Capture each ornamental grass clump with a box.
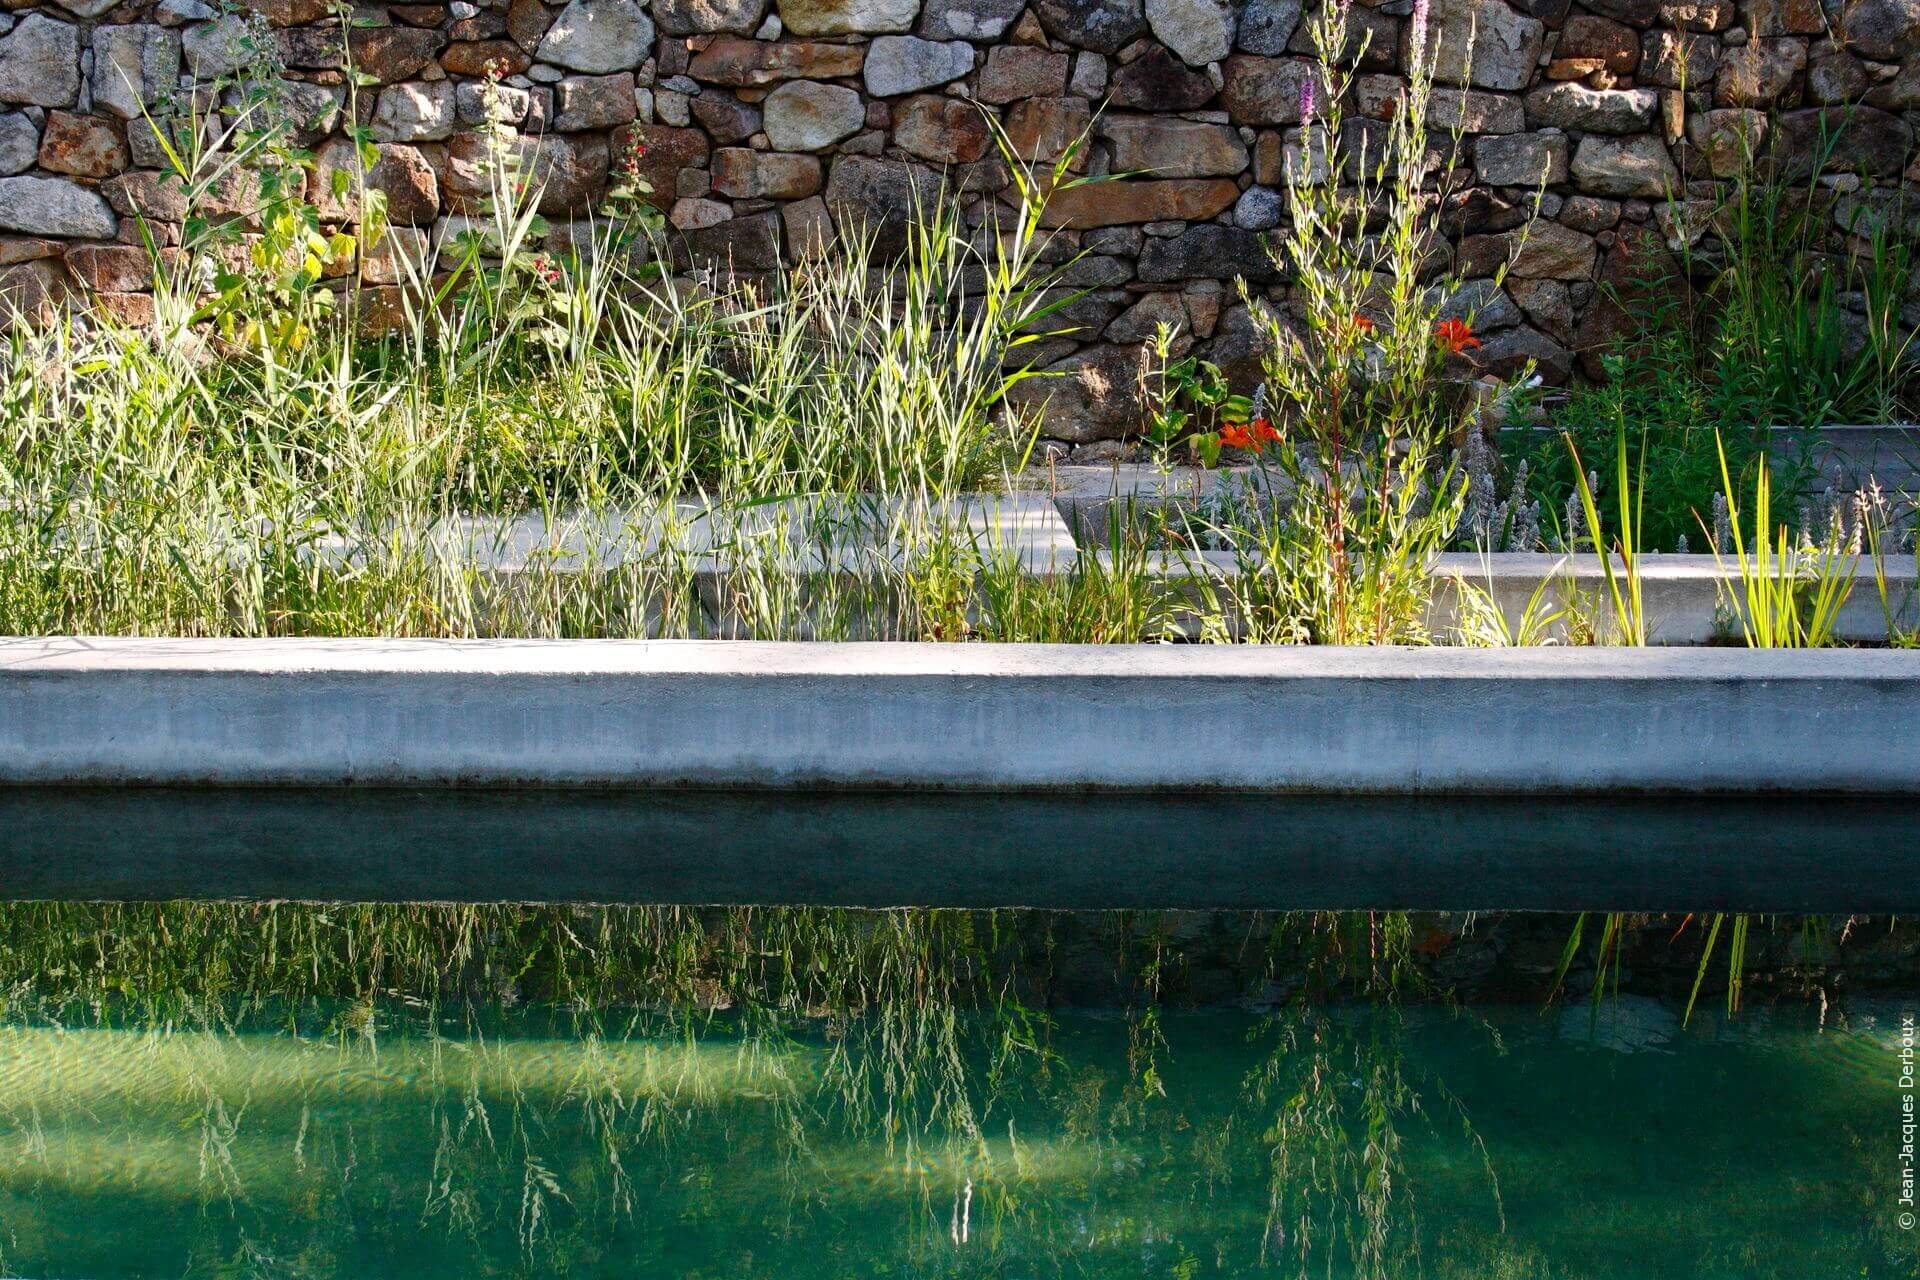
[1218,0,1516,645]
[0,75,1096,638]
[1707,430,1858,650]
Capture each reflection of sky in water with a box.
[0,1003,1911,1279]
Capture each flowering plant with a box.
[1215,0,1517,643]
[602,131,665,239]
[1434,318,1481,356]
[1217,415,1283,454]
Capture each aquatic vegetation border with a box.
[2,637,1917,794]
[273,481,1920,644]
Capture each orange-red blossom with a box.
[1220,417,1282,452]
[1434,318,1480,354]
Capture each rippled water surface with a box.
[0,999,1915,1278]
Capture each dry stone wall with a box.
[0,0,1915,449]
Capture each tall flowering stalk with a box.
[1229,0,1514,644]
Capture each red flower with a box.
[1434,318,1481,354]
[614,133,651,181]
[1351,314,1377,334]
[1221,416,1282,453]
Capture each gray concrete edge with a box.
[2,639,1917,793]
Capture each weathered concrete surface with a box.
[2,639,1917,793]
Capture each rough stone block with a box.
[653,0,771,36]
[371,81,457,142]
[37,111,128,178]
[92,25,181,121]
[1146,0,1234,66]
[1032,0,1149,55]
[1713,37,1807,107]
[919,0,1024,41]
[1137,223,1281,281]
[312,137,442,225]
[1111,43,1217,108]
[553,72,639,130]
[538,0,654,72]
[1003,95,1092,164]
[977,46,1070,102]
[0,175,116,238]
[1570,133,1680,197]
[778,0,920,36]
[688,37,865,84]
[823,154,941,256]
[1411,0,1548,91]
[1459,219,1596,279]
[1101,115,1249,177]
[891,94,992,162]
[1220,54,1316,124]
[762,79,865,150]
[711,146,822,197]
[862,36,974,96]
[1524,82,1658,132]
[0,14,80,108]
[1473,130,1568,185]
[63,241,149,292]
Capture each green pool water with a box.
[0,997,1914,1279]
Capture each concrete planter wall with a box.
[3,637,1918,792]
[132,468,1920,641]
[1,0,1916,450]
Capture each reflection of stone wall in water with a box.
[0,0,1914,447]
[1008,911,1920,1007]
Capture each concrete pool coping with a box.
[2,638,1917,794]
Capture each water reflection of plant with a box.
[1245,912,1505,1280]
[5,906,1900,1277]
[0,902,1081,1271]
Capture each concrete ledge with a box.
[3,639,1918,793]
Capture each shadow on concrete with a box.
[0,788,1914,912]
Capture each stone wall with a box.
[0,0,1916,450]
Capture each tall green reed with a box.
[1227,0,1483,644]
[1707,430,1857,648]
